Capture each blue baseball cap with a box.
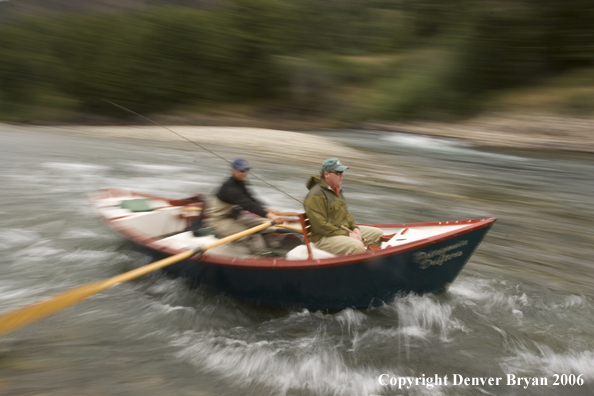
[321,158,348,172]
[231,158,251,171]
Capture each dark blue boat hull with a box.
[146,224,493,310]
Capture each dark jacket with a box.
[214,176,268,218]
[303,175,357,242]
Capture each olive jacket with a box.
[303,175,358,243]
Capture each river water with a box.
[0,126,593,396]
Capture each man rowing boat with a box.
[205,158,283,254]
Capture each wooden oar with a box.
[0,221,276,337]
[275,224,303,233]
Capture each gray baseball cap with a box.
[321,158,348,172]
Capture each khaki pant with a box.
[205,215,270,255]
[313,225,384,256]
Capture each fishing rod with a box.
[104,100,360,235]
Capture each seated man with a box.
[205,158,283,254]
[303,158,383,255]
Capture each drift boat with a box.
[88,188,496,309]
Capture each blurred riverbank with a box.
[5,111,593,154]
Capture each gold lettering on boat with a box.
[413,240,469,269]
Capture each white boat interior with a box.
[89,192,471,260]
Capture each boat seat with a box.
[158,231,219,251]
[285,243,336,260]
[280,213,335,260]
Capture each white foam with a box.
[59,228,101,239]
[60,249,117,263]
[122,162,190,173]
[382,133,469,150]
[9,241,65,264]
[334,308,367,334]
[386,295,463,342]
[381,133,526,161]
[150,302,195,314]
[0,286,35,303]
[503,346,594,380]
[41,162,110,172]
[0,229,40,249]
[173,329,382,396]
[558,294,587,309]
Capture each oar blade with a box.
[0,280,109,337]
[0,249,197,337]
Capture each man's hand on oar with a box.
[0,221,276,338]
[265,209,284,225]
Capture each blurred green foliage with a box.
[0,0,592,122]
